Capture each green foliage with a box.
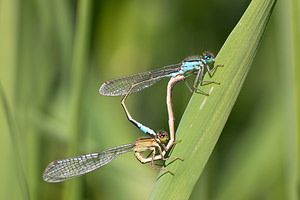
[0,0,298,200]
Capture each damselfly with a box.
[99,52,221,137]
[43,131,179,183]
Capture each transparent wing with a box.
[43,143,133,183]
[99,63,182,96]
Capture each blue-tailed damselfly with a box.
[99,52,221,137]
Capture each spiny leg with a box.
[155,144,183,165]
[183,79,193,93]
[206,64,224,75]
[193,68,210,96]
[144,143,182,164]
[149,148,174,175]
[200,64,220,84]
[193,64,222,95]
[201,64,223,84]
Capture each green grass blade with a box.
[289,0,300,198]
[62,1,92,200]
[149,0,277,199]
[0,86,30,200]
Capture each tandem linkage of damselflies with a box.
[43,52,222,182]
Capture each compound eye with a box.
[204,52,215,63]
[157,130,169,141]
[205,54,211,60]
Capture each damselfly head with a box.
[203,52,215,63]
[156,130,169,142]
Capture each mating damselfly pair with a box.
[43,52,222,183]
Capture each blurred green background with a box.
[0,0,298,200]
